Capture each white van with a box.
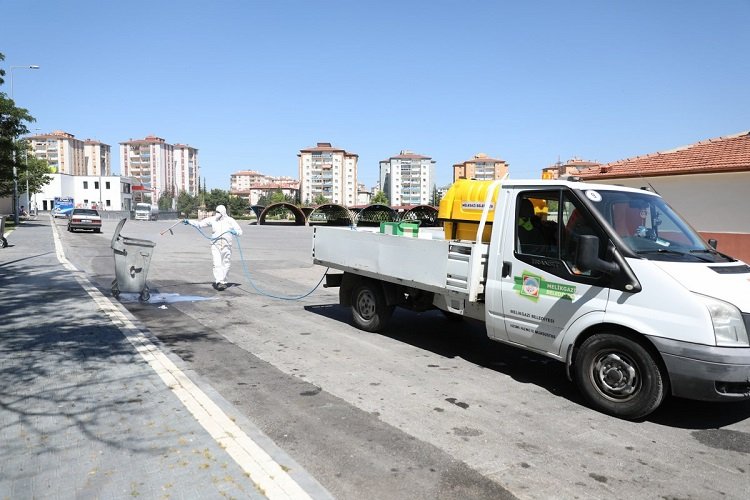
[313,178,750,419]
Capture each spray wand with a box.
[159,220,185,236]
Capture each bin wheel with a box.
[0,237,7,248]
[139,288,150,302]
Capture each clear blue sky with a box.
[3,0,749,190]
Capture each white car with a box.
[67,208,102,233]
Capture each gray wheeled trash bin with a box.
[111,218,155,302]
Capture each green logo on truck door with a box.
[514,271,576,302]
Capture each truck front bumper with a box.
[649,336,750,401]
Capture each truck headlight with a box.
[695,294,749,347]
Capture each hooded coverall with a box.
[191,205,243,286]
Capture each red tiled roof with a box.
[578,131,750,180]
[464,156,505,164]
[299,142,358,157]
[383,153,432,161]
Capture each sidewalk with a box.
[0,218,331,499]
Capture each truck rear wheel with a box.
[351,280,394,333]
[574,333,666,420]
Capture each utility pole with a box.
[9,65,40,224]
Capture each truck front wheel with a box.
[351,280,394,333]
[574,333,666,420]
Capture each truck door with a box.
[492,188,611,355]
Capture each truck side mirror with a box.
[576,235,619,275]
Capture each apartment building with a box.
[119,136,173,203]
[379,150,436,206]
[298,142,358,206]
[119,136,198,202]
[541,157,600,179]
[83,139,112,176]
[231,170,269,191]
[230,170,299,205]
[173,144,200,196]
[452,153,509,182]
[26,130,88,175]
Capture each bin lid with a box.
[111,218,128,249]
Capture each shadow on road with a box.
[0,264,177,463]
[305,303,750,427]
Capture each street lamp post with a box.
[9,65,40,225]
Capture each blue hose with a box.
[186,223,328,300]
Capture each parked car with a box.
[67,208,102,233]
[52,206,74,218]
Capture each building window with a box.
[106,181,111,189]
[94,181,99,189]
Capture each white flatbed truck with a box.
[312,178,750,419]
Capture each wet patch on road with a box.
[445,397,469,409]
[116,292,217,304]
[589,473,608,483]
[691,429,750,454]
[300,387,322,396]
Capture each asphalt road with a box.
[58,216,750,500]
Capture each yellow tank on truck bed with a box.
[438,179,500,242]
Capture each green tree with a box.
[371,190,389,205]
[176,191,198,217]
[158,188,174,211]
[255,193,270,207]
[313,193,329,206]
[18,144,51,200]
[1,53,36,197]
[204,188,229,210]
[227,195,246,216]
[269,189,286,204]
[200,188,244,216]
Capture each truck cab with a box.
[313,178,750,419]
[134,203,158,221]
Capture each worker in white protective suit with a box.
[183,205,243,291]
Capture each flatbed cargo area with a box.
[312,226,488,299]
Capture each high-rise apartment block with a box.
[298,142,358,206]
[453,153,508,182]
[119,136,199,203]
[379,150,436,206]
[84,139,112,176]
[27,130,101,176]
[173,144,199,196]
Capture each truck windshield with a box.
[582,189,733,263]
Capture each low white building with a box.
[30,173,134,212]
